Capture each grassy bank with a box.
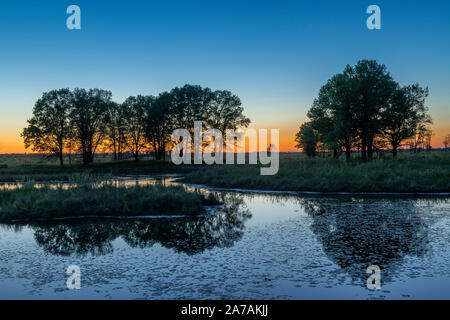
[0,183,219,222]
[0,156,193,182]
[1,152,449,193]
[182,152,450,193]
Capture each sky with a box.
[0,0,449,152]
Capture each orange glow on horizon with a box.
[1,125,449,154]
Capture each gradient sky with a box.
[0,0,449,152]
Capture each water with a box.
[0,176,449,299]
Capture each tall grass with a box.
[182,152,450,193]
[1,152,449,193]
[0,182,220,222]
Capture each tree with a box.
[325,72,359,160]
[295,122,320,157]
[408,123,430,153]
[21,89,73,165]
[349,60,398,160]
[305,83,335,155]
[444,134,450,151]
[170,84,214,136]
[206,90,250,142]
[423,128,433,151]
[306,71,359,161]
[104,102,127,161]
[70,88,112,165]
[122,95,154,161]
[302,60,433,161]
[382,84,430,157]
[145,92,176,160]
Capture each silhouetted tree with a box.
[382,84,431,157]
[348,60,398,160]
[309,73,358,160]
[170,84,214,136]
[145,92,176,160]
[302,60,433,159]
[443,134,450,151]
[122,95,154,161]
[206,90,251,144]
[424,128,434,151]
[408,123,431,153]
[104,102,126,161]
[21,89,73,165]
[295,122,320,157]
[24,85,250,163]
[70,88,111,165]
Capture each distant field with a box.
[0,151,449,193]
[0,154,192,182]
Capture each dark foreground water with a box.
[0,177,449,299]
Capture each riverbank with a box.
[0,152,449,193]
[0,183,219,222]
[181,152,450,193]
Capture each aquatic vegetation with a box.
[0,182,220,222]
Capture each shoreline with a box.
[176,178,450,197]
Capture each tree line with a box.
[22,85,250,165]
[295,60,434,159]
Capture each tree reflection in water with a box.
[31,193,251,256]
[300,197,432,286]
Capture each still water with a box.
[0,177,449,299]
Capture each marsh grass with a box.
[0,181,220,222]
[0,157,192,182]
[0,152,449,193]
[182,152,450,193]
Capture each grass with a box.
[1,151,449,193]
[182,151,450,193]
[0,155,193,182]
[0,181,220,222]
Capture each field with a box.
[0,151,449,193]
[183,151,450,193]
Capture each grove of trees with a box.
[295,60,433,159]
[22,85,250,165]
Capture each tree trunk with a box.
[155,146,162,160]
[345,145,351,161]
[367,139,373,159]
[59,153,64,166]
[361,135,367,161]
[392,144,398,157]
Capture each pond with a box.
[0,176,449,299]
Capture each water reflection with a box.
[29,193,251,256]
[300,197,432,285]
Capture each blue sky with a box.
[0,0,449,151]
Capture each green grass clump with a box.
[0,183,220,222]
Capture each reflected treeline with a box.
[299,196,436,286]
[26,193,251,256]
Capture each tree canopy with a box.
[296,60,433,159]
[22,85,251,164]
